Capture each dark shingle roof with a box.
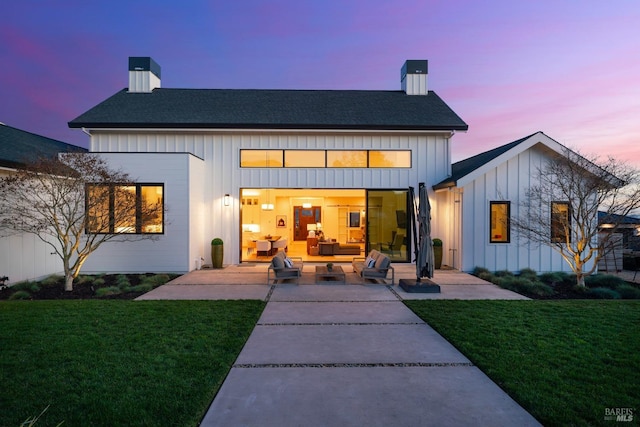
[0,123,87,168]
[599,211,640,225]
[68,88,468,131]
[434,132,538,190]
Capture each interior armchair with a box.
[379,233,404,257]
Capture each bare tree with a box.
[511,147,640,287]
[0,154,163,291]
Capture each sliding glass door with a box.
[366,190,410,262]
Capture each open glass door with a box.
[366,190,410,262]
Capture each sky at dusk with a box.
[2,0,639,164]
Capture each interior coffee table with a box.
[315,265,345,284]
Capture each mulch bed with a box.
[0,274,166,300]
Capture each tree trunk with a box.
[576,274,586,288]
[65,274,74,291]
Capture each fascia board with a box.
[455,132,564,187]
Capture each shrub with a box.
[563,274,579,286]
[116,275,131,290]
[478,271,494,281]
[140,274,171,289]
[492,275,554,297]
[93,278,106,287]
[523,282,555,297]
[472,267,494,281]
[495,270,514,277]
[539,272,570,286]
[519,268,538,280]
[589,287,620,299]
[40,275,61,286]
[95,286,122,297]
[616,284,640,299]
[9,290,32,300]
[492,277,508,288]
[12,281,40,293]
[585,274,627,289]
[75,275,92,285]
[130,283,153,293]
[473,266,490,276]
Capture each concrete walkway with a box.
[138,265,540,426]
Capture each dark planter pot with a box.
[433,246,443,269]
[211,245,224,268]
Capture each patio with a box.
[136,263,530,301]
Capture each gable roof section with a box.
[68,88,468,131]
[0,123,87,169]
[433,131,567,190]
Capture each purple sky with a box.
[2,0,639,163]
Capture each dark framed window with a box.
[86,183,164,234]
[551,201,571,243]
[490,201,510,243]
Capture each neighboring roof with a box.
[599,211,640,226]
[68,88,469,131]
[0,123,87,168]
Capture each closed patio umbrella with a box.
[400,183,439,292]
[416,182,434,280]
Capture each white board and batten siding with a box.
[0,170,63,283]
[0,232,62,284]
[81,152,205,274]
[457,143,593,274]
[90,129,453,267]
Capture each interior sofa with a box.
[267,251,303,284]
[318,241,361,256]
[352,249,395,285]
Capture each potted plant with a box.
[432,238,443,269]
[211,238,224,268]
[326,262,333,271]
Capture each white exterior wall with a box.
[457,145,593,274]
[0,169,62,284]
[433,188,462,269]
[89,129,453,266]
[0,232,62,284]
[81,152,205,273]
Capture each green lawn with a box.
[0,300,265,427]
[404,300,640,426]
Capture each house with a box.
[0,123,87,283]
[66,57,594,275]
[67,57,468,272]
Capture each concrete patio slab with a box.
[270,283,397,301]
[397,284,531,300]
[135,284,270,300]
[259,301,424,324]
[235,324,472,365]
[200,366,540,427]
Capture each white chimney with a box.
[401,60,428,95]
[128,57,161,93]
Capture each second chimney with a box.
[401,60,428,95]
[128,57,161,93]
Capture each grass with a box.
[0,300,265,427]
[404,300,640,426]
